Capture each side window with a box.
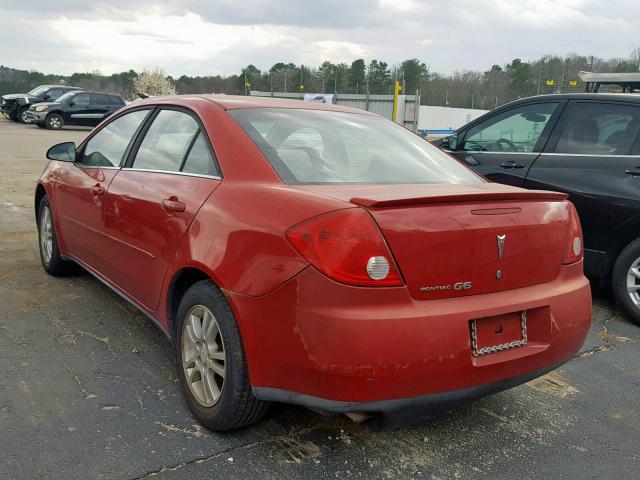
[554,102,640,155]
[80,110,149,167]
[46,89,63,100]
[181,132,217,176]
[72,93,91,106]
[92,93,110,105]
[110,95,125,106]
[462,103,558,153]
[132,110,199,172]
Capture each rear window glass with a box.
[229,108,482,185]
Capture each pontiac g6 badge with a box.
[496,234,506,279]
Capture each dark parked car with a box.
[25,90,126,129]
[0,85,82,123]
[436,93,640,324]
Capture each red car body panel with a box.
[37,95,592,415]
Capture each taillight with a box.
[286,208,403,287]
[563,203,583,265]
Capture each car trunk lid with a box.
[295,183,570,299]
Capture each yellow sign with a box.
[300,85,304,91]
[569,80,578,87]
[244,82,251,87]
[546,79,554,86]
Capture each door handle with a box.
[90,185,106,196]
[162,197,186,213]
[625,167,640,176]
[500,160,525,169]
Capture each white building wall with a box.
[418,106,489,133]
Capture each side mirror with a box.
[43,95,51,101]
[442,133,459,151]
[46,142,76,162]
[69,101,76,107]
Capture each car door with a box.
[103,107,222,310]
[445,101,564,187]
[524,100,640,276]
[54,108,151,273]
[66,92,97,125]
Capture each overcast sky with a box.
[0,0,638,76]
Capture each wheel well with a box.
[610,222,640,271]
[35,184,46,219]
[167,268,211,338]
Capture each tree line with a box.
[1,50,638,110]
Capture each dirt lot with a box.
[0,116,638,480]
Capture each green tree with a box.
[506,58,535,97]
[400,58,428,94]
[348,59,366,93]
[367,60,390,94]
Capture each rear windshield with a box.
[229,108,482,185]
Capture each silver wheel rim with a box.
[39,205,53,265]
[49,116,61,129]
[626,257,640,306]
[21,110,29,122]
[181,305,226,407]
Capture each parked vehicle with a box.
[36,96,591,431]
[0,85,82,123]
[435,93,640,325]
[25,91,125,129]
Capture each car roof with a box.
[39,85,82,89]
[500,93,640,108]
[133,94,379,116]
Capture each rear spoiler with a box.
[350,190,568,208]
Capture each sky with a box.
[0,0,638,77]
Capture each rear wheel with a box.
[37,196,76,276]
[612,238,640,325]
[175,280,269,430]
[45,113,64,130]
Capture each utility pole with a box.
[284,70,287,93]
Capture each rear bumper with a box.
[230,261,591,406]
[254,361,565,429]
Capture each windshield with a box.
[27,86,49,97]
[230,108,482,185]
[56,91,77,104]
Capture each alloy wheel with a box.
[626,257,640,307]
[20,109,29,123]
[48,115,62,129]
[39,205,53,265]
[181,305,226,407]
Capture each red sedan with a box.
[35,96,591,430]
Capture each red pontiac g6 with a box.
[35,96,591,430]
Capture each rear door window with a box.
[92,93,110,105]
[131,109,218,176]
[553,102,640,155]
[80,109,150,167]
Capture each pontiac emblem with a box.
[496,234,506,279]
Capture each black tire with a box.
[45,113,64,130]
[37,196,76,276]
[175,280,269,430]
[17,106,30,124]
[612,238,640,326]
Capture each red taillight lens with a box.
[563,203,583,265]
[286,208,403,287]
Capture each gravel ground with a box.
[0,116,638,480]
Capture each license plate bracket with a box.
[470,311,528,356]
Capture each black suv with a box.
[25,90,126,129]
[436,93,640,324]
[0,85,82,123]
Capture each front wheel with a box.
[175,280,269,431]
[612,238,640,326]
[37,195,76,276]
[17,106,30,124]
[45,113,64,130]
